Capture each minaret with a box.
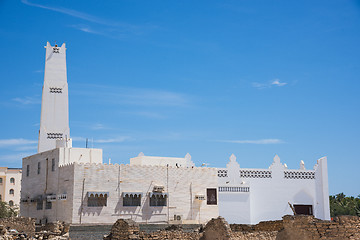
[38,42,71,153]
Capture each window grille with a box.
[149,193,167,206]
[239,170,272,178]
[45,201,52,209]
[47,133,63,139]
[87,192,108,207]
[217,169,228,177]
[53,47,60,53]
[284,171,315,179]
[219,187,250,192]
[122,193,142,206]
[49,87,62,93]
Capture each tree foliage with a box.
[0,201,18,218]
[329,193,360,217]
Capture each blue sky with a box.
[0,0,359,196]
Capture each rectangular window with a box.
[51,158,55,172]
[207,188,217,205]
[87,193,108,207]
[45,201,52,209]
[149,193,167,207]
[37,162,41,174]
[294,205,313,215]
[123,193,142,206]
[37,200,43,210]
[26,165,30,177]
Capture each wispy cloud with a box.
[95,137,130,143]
[217,139,284,144]
[91,123,106,130]
[0,152,34,164]
[21,0,157,38]
[12,96,40,105]
[0,138,37,148]
[252,79,287,89]
[72,136,132,144]
[73,84,190,107]
[21,0,118,26]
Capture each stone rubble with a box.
[103,215,360,240]
[0,218,69,240]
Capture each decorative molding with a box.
[239,170,272,178]
[284,171,315,179]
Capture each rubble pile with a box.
[0,218,69,240]
[104,215,360,240]
[276,215,360,240]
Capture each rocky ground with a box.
[1,215,359,240]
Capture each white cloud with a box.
[21,0,157,37]
[12,96,40,105]
[21,0,118,26]
[271,79,287,86]
[72,84,190,107]
[0,152,33,164]
[72,136,131,144]
[0,138,37,148]
[252,79,287,89]
[218,139,284,144]
[95,137,130,143]
[91,123,106,130]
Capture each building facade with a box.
[20,42,330,224]
[0,167,22,207]
[217,154,330,224]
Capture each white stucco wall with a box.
[218,154,330,224]
[130,152,195,168]
[38,42,70,153]
[72,163,218,224]
[20,149,75,223]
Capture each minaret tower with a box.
[38,42,71,153]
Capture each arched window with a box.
[10,178,15,184]
[9,200,14,206]
[9,189,14,195]
[0,178,2,184]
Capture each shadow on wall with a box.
[78,195,104,217]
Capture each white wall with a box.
[72,163,218,224]
[130,152,194,168]
[38,42,70,153]
[218,154,330,224]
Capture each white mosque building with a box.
[20,42,330,224]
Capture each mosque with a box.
[20,42,330,224]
